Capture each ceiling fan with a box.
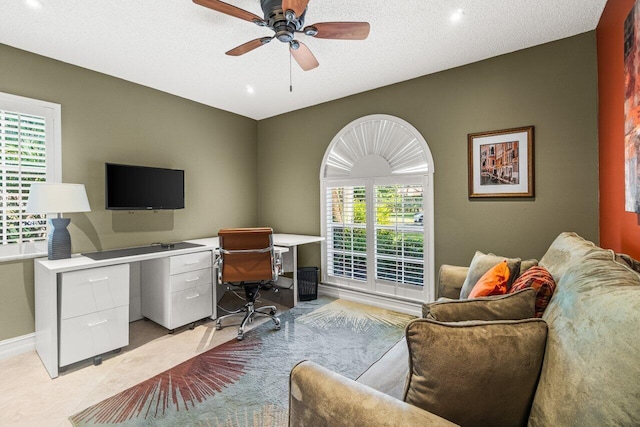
[193,0,370,71]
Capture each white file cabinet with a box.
[140,251,213,331]
[58,264,130,367]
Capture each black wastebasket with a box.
[297,267,319,301]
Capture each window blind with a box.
[325,185,367,281]
[374,184,424,286]
[0,109,47,245]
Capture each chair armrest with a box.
[274,251,283,279]
[437,265,468,299]
[289,361,458,427]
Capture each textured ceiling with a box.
[2,0,606,120]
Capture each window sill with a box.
[0,242,48,263]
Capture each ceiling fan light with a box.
[304,26,318,36]
[285,9,296,21]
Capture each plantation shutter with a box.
[0,109,48,245]
[325,183,367,282]
[374,183,424,286]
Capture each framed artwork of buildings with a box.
[468,126,534,198]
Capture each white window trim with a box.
[320,114,436,303]
[0,92,61,261]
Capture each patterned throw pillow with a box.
[509,266,557,317]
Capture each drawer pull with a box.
[88,277,109,283]
[88,319,108,327]
[185,277,200,283]
[186,293,200,300]
[184,261,199,266]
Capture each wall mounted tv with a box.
[105,163,185,210]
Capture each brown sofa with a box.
[288,232,640,426]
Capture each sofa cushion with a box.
[530,232,640,426]
[520,258,539,274]
[468,260,511,298]
[538,231,601,283]
[438,264,469,299]
[509,266,556,317]
[616,252,640,273]
[423,288,535,321]
[404,318,547,427]
[460,251,521,299]
[356,337,409,400]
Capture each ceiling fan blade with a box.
[282,0,310,19]
[226,37,273,56]
[290,42,319,71]
[193,0,263,23]
[304,22,370,40]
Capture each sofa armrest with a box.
[289,360,458,427]
[437,264,468,299]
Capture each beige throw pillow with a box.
[459,251,521,299]
[422,288,536,321]
[404,318,548,427]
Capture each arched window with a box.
[320,115,435,306]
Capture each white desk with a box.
[199,234,324,307]
[34,234,320,378]
[271,234,324,305]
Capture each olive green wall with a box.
[0,31,599,342]
[0,43,258,341]
[256,32,599,275]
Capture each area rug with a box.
[70,297,414,427]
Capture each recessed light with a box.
[450,9,464,23]
[246,85,255,94]
[25,0,43,9]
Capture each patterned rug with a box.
[70,297,414,426]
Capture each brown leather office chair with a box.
[215,227,281,340]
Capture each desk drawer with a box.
[60,264,129,320]
[170,268,212,293]
[170,283,212,329]
[170,252,212,275]
[59,305,129,366]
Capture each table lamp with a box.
[25,183,91,260]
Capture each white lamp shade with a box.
[25,183,91,214]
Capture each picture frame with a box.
[468,126,534,198]
[625,2,640,212]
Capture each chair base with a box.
[216,301,281,340]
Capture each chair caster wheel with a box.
[275,324,281,330]
[237,333,244,341]
[269,309,276,316]
[274,318,281,330]
[215,322,222,330]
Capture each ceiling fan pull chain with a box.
[290,50,293,92]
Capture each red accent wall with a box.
[598,0,640,256]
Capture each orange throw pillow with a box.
[468,260,511,298]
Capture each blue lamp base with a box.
[49,218,71,260]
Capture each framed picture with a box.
[467,126,534,198]
[625,1,640,212]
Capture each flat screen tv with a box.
[105,163,185,210]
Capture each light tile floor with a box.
[0,292,289,427]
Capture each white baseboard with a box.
[0,333,35,360]
[318,284,423,316]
